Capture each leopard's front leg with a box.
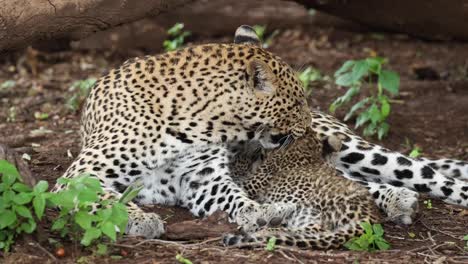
[54,150,166,239]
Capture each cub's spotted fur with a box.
[224,129,380,249]
[54,26,311,238]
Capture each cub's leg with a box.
[311,110,468,208]
[53,149,165,238]
[172,145,296,233]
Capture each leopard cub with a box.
[225,129,381,249]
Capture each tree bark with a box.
[0,0,194,52]
[294,0,468,41]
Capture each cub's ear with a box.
[321,135,342,159]
[234,25,261,46]
[247,59,276,95]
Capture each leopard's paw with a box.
[126,212,165,238]
[384,188,419,225]
[235,202,296,233]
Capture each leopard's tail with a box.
[419,157,468,181]
[224,222,367,250]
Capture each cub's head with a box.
[234,25,311,149]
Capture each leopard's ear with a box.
[322,135,343,159]
[234,25,260,46]
[247,59,276,96]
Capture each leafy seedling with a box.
[344,222,390,252]
[176,254,193,264]
[266,236,277,252]
[67,78,97,112]
[49,174,140,247]
[423,199,432,209]
[331,57,400,140]
[463,235,468,249]
[0,159,49,252]
[163,23,191,52]
[253,25,279,49]
[299,67,322,95]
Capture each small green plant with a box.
[176,254,193,264]
[403,138,422,158]
[423,199,433,209]
[0,160,49,252]
[330,57,400,140]
[252,25,279,49]
[67,78,97,112]
[7,106,17,122]
[344,222,390,252]
[409,146,422,158]
[163,23,191,52]
[265,236,277,252]
[34,112,49,121]
[463,235,468,249]
[299,66,322,95]
[49,174,138,247]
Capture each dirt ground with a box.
[1,22,468,263]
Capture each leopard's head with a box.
[233,25,311,149]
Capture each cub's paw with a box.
[235,202,296,233]
[126,212,165,238]
[384,188,419,225]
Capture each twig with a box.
[30,242,57,263]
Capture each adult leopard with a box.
[53,25,311,238]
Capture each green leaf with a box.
[380,98,391,118]
[365,57,385,73]
[350,60,370,83]
[12,183,31,192]
[12,192,33,205]
[368,104,381,123]
[0,210,17,228]
[77,188,99,203]
[360,222,373,235]
[3,190,15,204]
[0,160,20,186]
[344,98,370,121]
[101,221,117,241]
[20,219,37,234]
[266,236,277,251]
[335,73,355,86]
[377,123,390,140]
[372,224,384,237]
[379,70,400,95]
[33,181,48,194]
[355,111,370,128]
[75,211,94,230]
[51,218,67,231]
[334,60,355,77]
[375,239,390,250]
[83,177,102,192]
[33,195,46,219]
[176,254,193,264]
[97,207,112,222]
[119,182,143,204]
[81,227,102,246]
[14,205,32,219]
[49,190,75,210]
